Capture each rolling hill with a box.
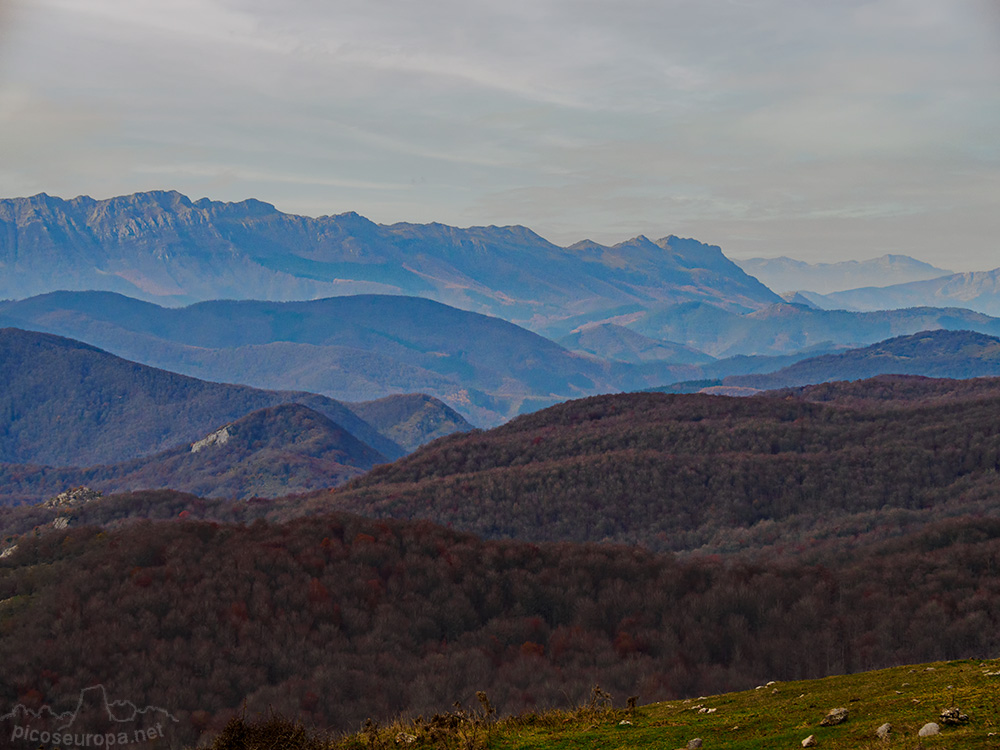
[724,329,1000,390]
[629,300,1000,357]
[0,403,386,503]
[9,291,1000,426]
[296,378,1000,554]
[0,327,469,470]
[0,291,679,425]
[558,323,715,364]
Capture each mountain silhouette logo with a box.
[3,684,178,747]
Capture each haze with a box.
[1,0,997,269]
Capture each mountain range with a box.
[0,190,780,334]
[624,300,1000,358]
[0,291,642,425]
[9,291,1000,429]
[806,268,1000,317]
[724,329,1000,390]
[735,254,952,294]
[8,188,1000,749]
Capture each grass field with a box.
[209,658,1000,750]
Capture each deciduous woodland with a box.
[2,507,999,747]
[3,377,1000,747]
[306,377,1000,553]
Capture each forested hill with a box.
[1,501,999,747]
[725,329,1000,390]
[310,377,1000,554]
[0,291,645,426]
[0,327,468,470]
[0,403,387,503]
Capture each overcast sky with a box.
[0,0,997,268]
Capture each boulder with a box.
[876,722,891,739]
[801,735,817,747]
[686,740,703,750]
[819,707,849,726]
[918,722,940,737]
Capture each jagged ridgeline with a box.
[0,190,780,330]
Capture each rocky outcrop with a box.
[940,707,969,725]
[819,707,848,726]
[191,426,231,453]
[42,486,103,508]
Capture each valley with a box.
[2,192,1000,750]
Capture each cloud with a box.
[0,0,997,270]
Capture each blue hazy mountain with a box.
[735,254,952,295]
[7,292,1000,424]
[809,268,1000,317]
[0,327,472,467]
[0,190,781,332]
[629,300,1000,358]
[0,292,684,425]
[724,329,1000,390]
[558,323,716,365]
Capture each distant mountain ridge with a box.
[0,291,679,425]
[735,254,951,294]
[9,292,1000,427]
[558,323,715,365]
[724,329,1000,390]
[811,268,1000,317]
[630,300,1000,358]
[0,190,781,333]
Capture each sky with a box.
[0,0,998,269]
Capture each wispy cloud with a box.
[1,0,997,269]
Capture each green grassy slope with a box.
[493,659,1000,750]
[222,658,1000,750]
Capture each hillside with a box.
[0,191,780,331]
[725,329,1000,390]
[630,300,1000,357]
[0,327,422,467]
[0,291,677,425]
[308,379,1000,553]
[1,504,999,748]
[310,658,999,750]
[345,394,473,452]
[559,323,714,364]
[0,404,386,503]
